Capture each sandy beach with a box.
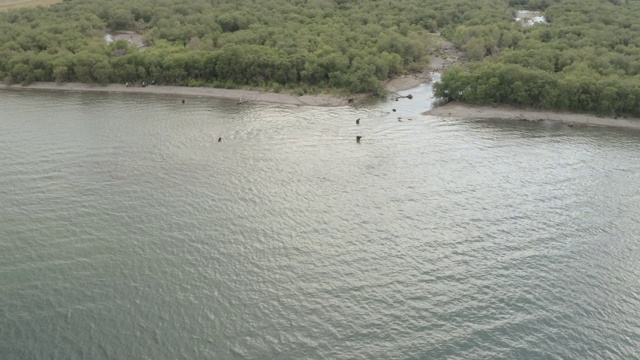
[0,82,360,107]
[425,102,640,130]
[0,69,432,107]
[6,81,640,131]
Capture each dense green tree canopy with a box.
[3,0,639,115]
[0,0,454,94]
[435,0,640,116]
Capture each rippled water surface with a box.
[1,85,639,359]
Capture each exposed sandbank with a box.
[0,82,356,107]
[384,72,431,93]
[424,102,640,130]
[0,70,433,107]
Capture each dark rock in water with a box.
[356,118,360,125]
[356,136,362,143]
[407,94,413,99]
[392,108,396,112]
[181,99,185,104]
[218,137,222,142]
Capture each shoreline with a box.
[6,82,640,131]
[0,58,437,108]
[424,102,640,131]
[0,76,427,107]
[0,82,355,107]
[0,34,446,106]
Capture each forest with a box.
[435,0,640,116]
[0,0,446,95]
[2,0,640,115]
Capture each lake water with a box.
[1,83,639,359]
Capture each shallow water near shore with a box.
[1,84,639,359]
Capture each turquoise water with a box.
[1,85,639,359]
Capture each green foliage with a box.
[436,0,640,116]
[5,0,636,113]
[0,0,442,94]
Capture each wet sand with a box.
[425,102,640,130]
[0,82,356,107]
[0,70,432,107]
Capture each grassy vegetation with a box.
[0,0,61,12]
